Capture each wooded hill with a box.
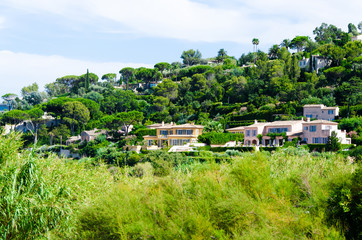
[1,22,361,148]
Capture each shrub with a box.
[198,132,244,145]
[327,168,361,239]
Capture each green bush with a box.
[209,146,254,152]
[198,132,244,145]
[306,144,326,152]
[327,167,361,239]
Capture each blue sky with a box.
[0,0,361,97]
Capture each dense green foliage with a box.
[75,148,359,239]
[0,130,361,239]
[198,132,244,145]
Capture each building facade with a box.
[298,55,330,73]
[303,104,339,121]
[243,120,304,146]
[144,122,204,148]
[241,119,350,146]
[302,120,351,144]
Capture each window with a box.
[328,110,334,114]
[306,114,313,118]
[170,139,190,146]
[245,130,250,137]
[252,130,257,136]
[160,130,168,135]
[323,137,328,144]
[310,126,316,132]
[268,128,288,133]
[313,137,321,143]
[148,140,154,146]
[175,129,193,135]
[170,139,179,145]
[304,126,308,130]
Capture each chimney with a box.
[191,122,194,125]
[162,121,164,126]
[307,118,310,122]
[254,119,258,124]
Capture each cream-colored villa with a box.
[144,122,204,148]
[233,118,350,146]
[303,104,339,121]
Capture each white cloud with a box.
[0,50,152,97]
[2,0,362,45]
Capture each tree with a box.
[268,44,280,59]
[56,75,80,93]
[252,38,259,52]
[1,93,17,111]
[85,69,90,93]
[25,108,45,144]
[318,44,345,66]
[24,92,43,106]
[153,79,178,101]
[216,49,227,63]
[44,82,67,97]
[334,77,362,117]
[119,67,135,90]
[63,101,90,136]
[21,83,39,97]
[280,39,291,50]
[347,23,358,36]
[101,73,117,85]
[154,62,171,74]
[358,21,362,33]
[3,110,28,130]
[180,49,202,66]
[116,111,144,136]
[43,97,71,124]
[203,121,223,133]
[325,131,341,151]
[313,23,343,43]
[290,36,309,52]
[135,68,155,88]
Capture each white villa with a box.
[298,55,330,73]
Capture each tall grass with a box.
[0,132,113,239]
[0,131,358,239]
[75,148,356,239]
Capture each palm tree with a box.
[280,39,291,50]
[252,38,259,52]
[217,48,227,63]
[252,38,259,63]
[268,44,280,59]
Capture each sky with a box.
[0,0,361,97]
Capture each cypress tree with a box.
[85,69,90,93]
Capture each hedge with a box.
[198,132,244,145]
[259,147,277,152]
[209,147,255,153]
